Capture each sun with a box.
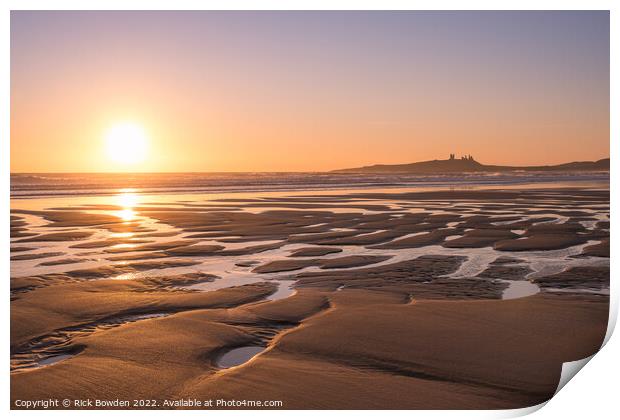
[104,122,149,165]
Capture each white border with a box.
[2,2,616,419]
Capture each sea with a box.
[10,171,610,198]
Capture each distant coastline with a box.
[333,156,610,174]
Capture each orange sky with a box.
[11,11,609,173]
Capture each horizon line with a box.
[9,156,610,175]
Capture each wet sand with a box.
[10,187,609,409]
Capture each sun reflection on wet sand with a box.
[113,189,141,222]
[109,243,139,249]
[109,232,134,238]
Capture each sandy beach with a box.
[9,186,609,409]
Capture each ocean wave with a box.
[10,171,610,198]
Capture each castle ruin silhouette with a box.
[449,154,474,161]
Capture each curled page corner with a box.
[500,355,599,419]
[554,355,595,396]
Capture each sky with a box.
[11,11,609,173]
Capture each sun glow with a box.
[105,123,149,165]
